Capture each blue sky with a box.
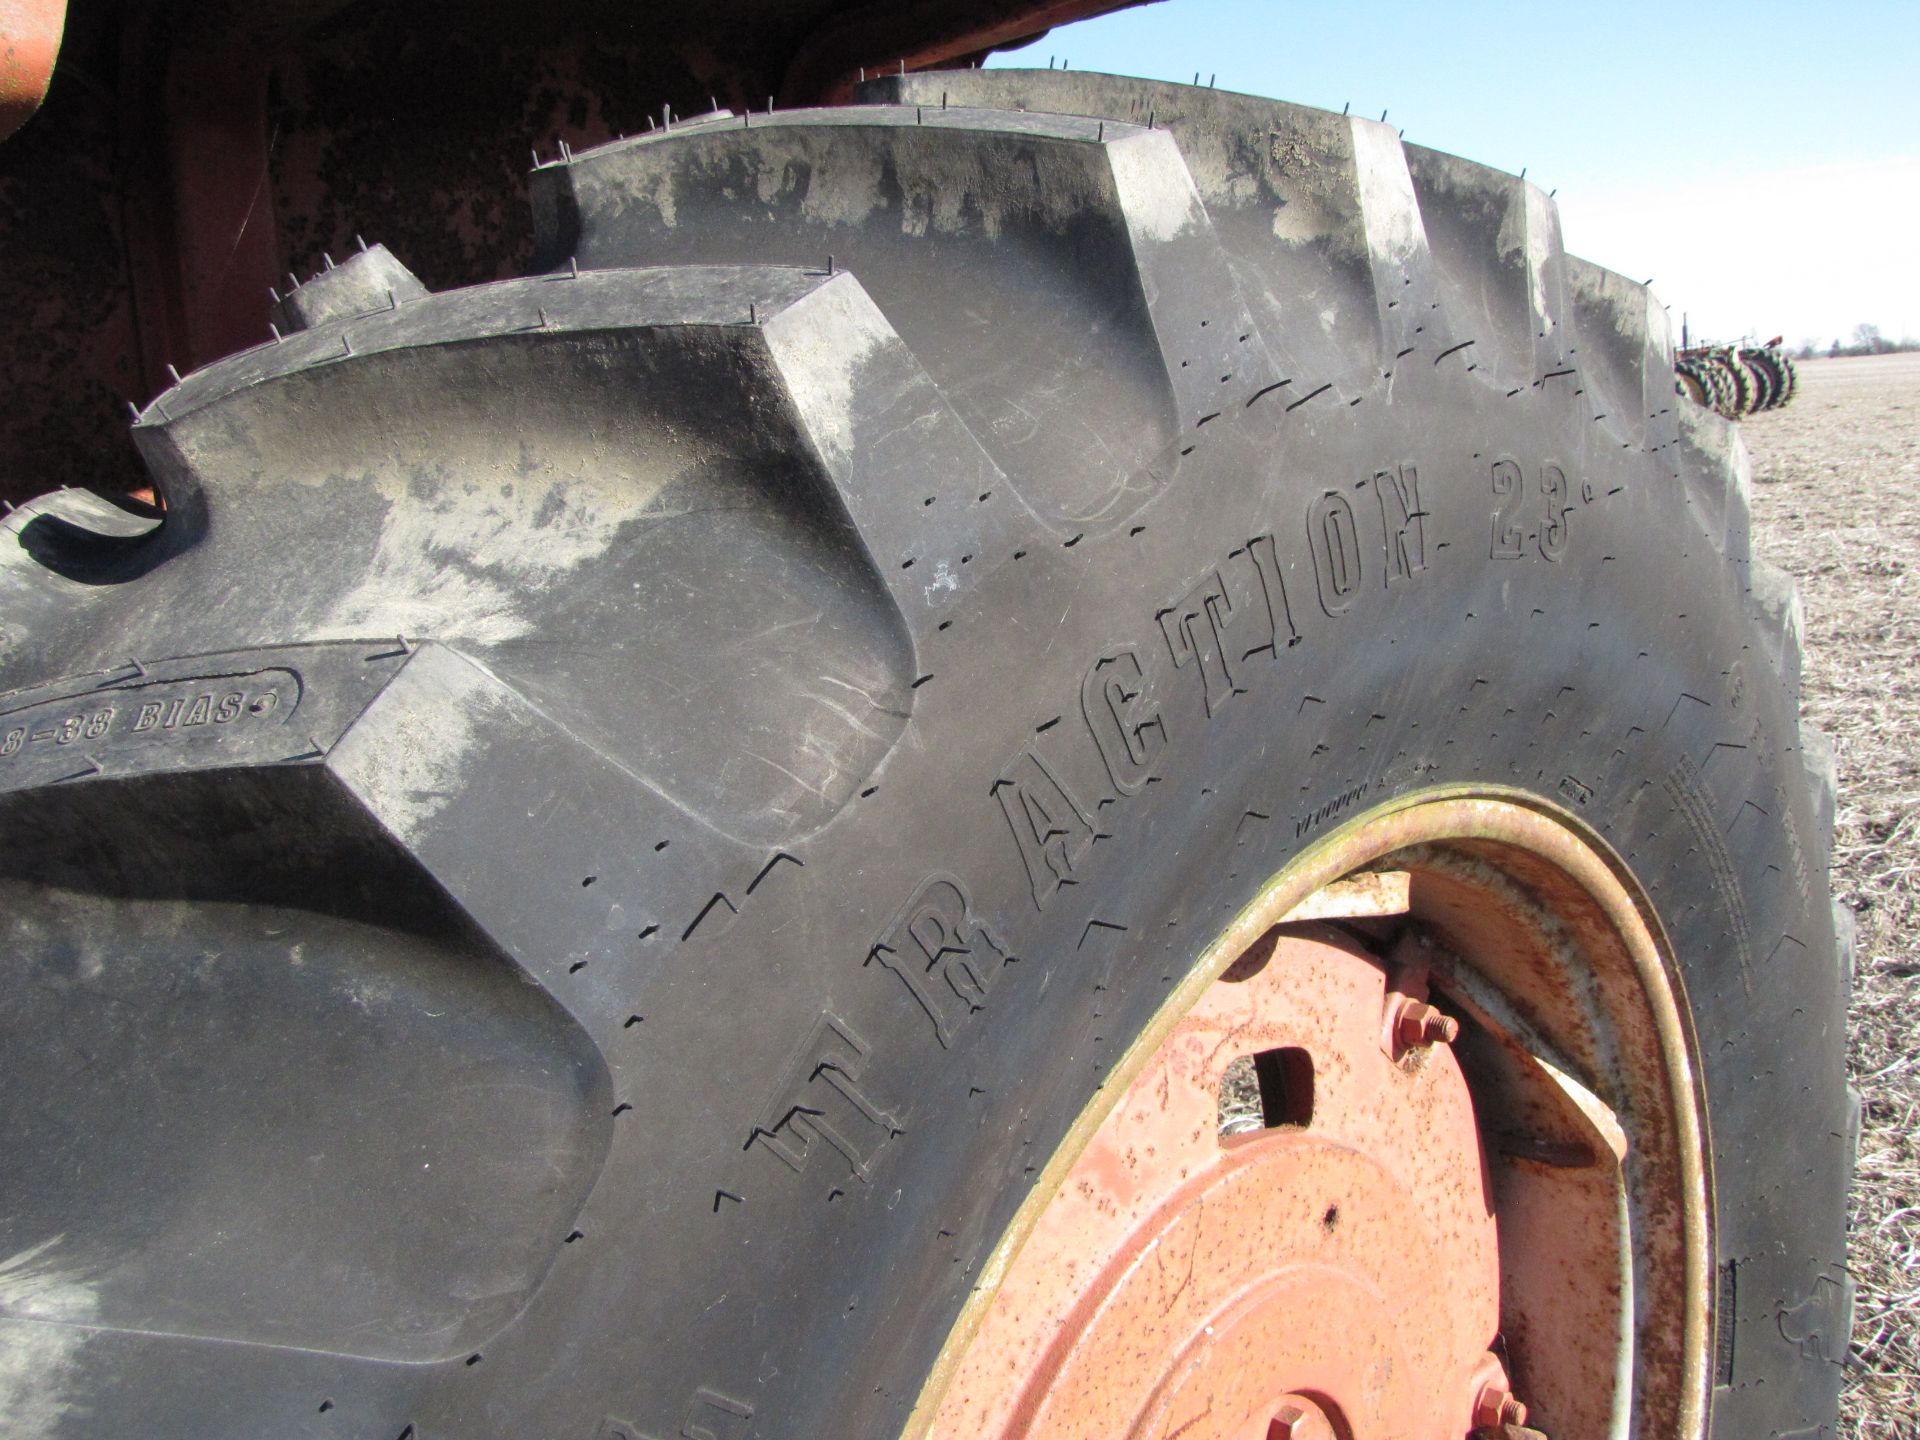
[990,0,1920,346]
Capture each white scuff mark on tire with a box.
[923,560,960,604]
[1523,183,1561,336]
[329,646,503,847]
[797,143,887,230]
[576,160,677,228]
[762,277,897,469]
[1497,181,1560,338]
[329,562,531,646]
[1350,118,1425,271]
[0,1237,98,1434]
[1107,131,1207,245]
[324,464,666,645]
[1269,197,1333,247]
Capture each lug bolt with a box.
[1393,998,1459,1049]
[1471,1380,1528,1429]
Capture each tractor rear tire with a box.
[0,71,1852,1440]
[1676,357,1714,409]
[1741,350,1777,412]
[1709,349,1755,417]
[1774,347,1801,405]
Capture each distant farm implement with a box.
[1676,335,1798,417]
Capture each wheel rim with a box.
[910,789,1712,1440]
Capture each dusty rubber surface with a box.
[0,71,1853,1439]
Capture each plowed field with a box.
[1743,352,1920,1436]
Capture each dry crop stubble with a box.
[1743,352,1920,1437]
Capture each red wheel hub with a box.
[931,926,1514,1439]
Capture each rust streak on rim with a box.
[899,785,1712,1440]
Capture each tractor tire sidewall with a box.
[595,342,1847,1440]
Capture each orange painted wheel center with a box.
[932,927,1512,1439]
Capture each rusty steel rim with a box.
[905,787,1712,1440]
[0,0,66,142]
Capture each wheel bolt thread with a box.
[1395,1000,1458,1048]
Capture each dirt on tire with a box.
[0,73,1858,1440]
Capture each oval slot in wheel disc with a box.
[933,927,1501,1440]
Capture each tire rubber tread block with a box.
[532,102,1277,531]
[20,264,1027,841]
[859,68,1446,394]
[1563,253,1670,451]
[1403,141,1568,392]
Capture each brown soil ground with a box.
[1743,352,1920,1437]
